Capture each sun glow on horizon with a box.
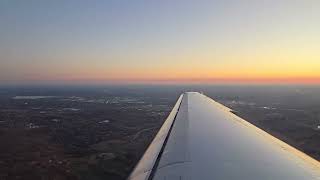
[1,1,320,85]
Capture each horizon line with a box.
[1,77,320,86]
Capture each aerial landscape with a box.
[0,85,319,179]
[1,0,320,180]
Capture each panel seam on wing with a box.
[147,94,185,180]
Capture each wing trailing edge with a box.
[128,92,320,180]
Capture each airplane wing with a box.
[128,92,320,180]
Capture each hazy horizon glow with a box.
[1,0,320,85]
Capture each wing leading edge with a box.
[128,92,320,180]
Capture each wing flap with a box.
[127,95,183,180]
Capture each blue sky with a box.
[1,0,320,84]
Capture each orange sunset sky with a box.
[1,1,320,85]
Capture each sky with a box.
[0,0,320,85]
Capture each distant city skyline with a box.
[1,0,320,85]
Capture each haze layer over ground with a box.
[0,84,319,180]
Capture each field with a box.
[0,85,319,180]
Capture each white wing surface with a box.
[128,92,320,180]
